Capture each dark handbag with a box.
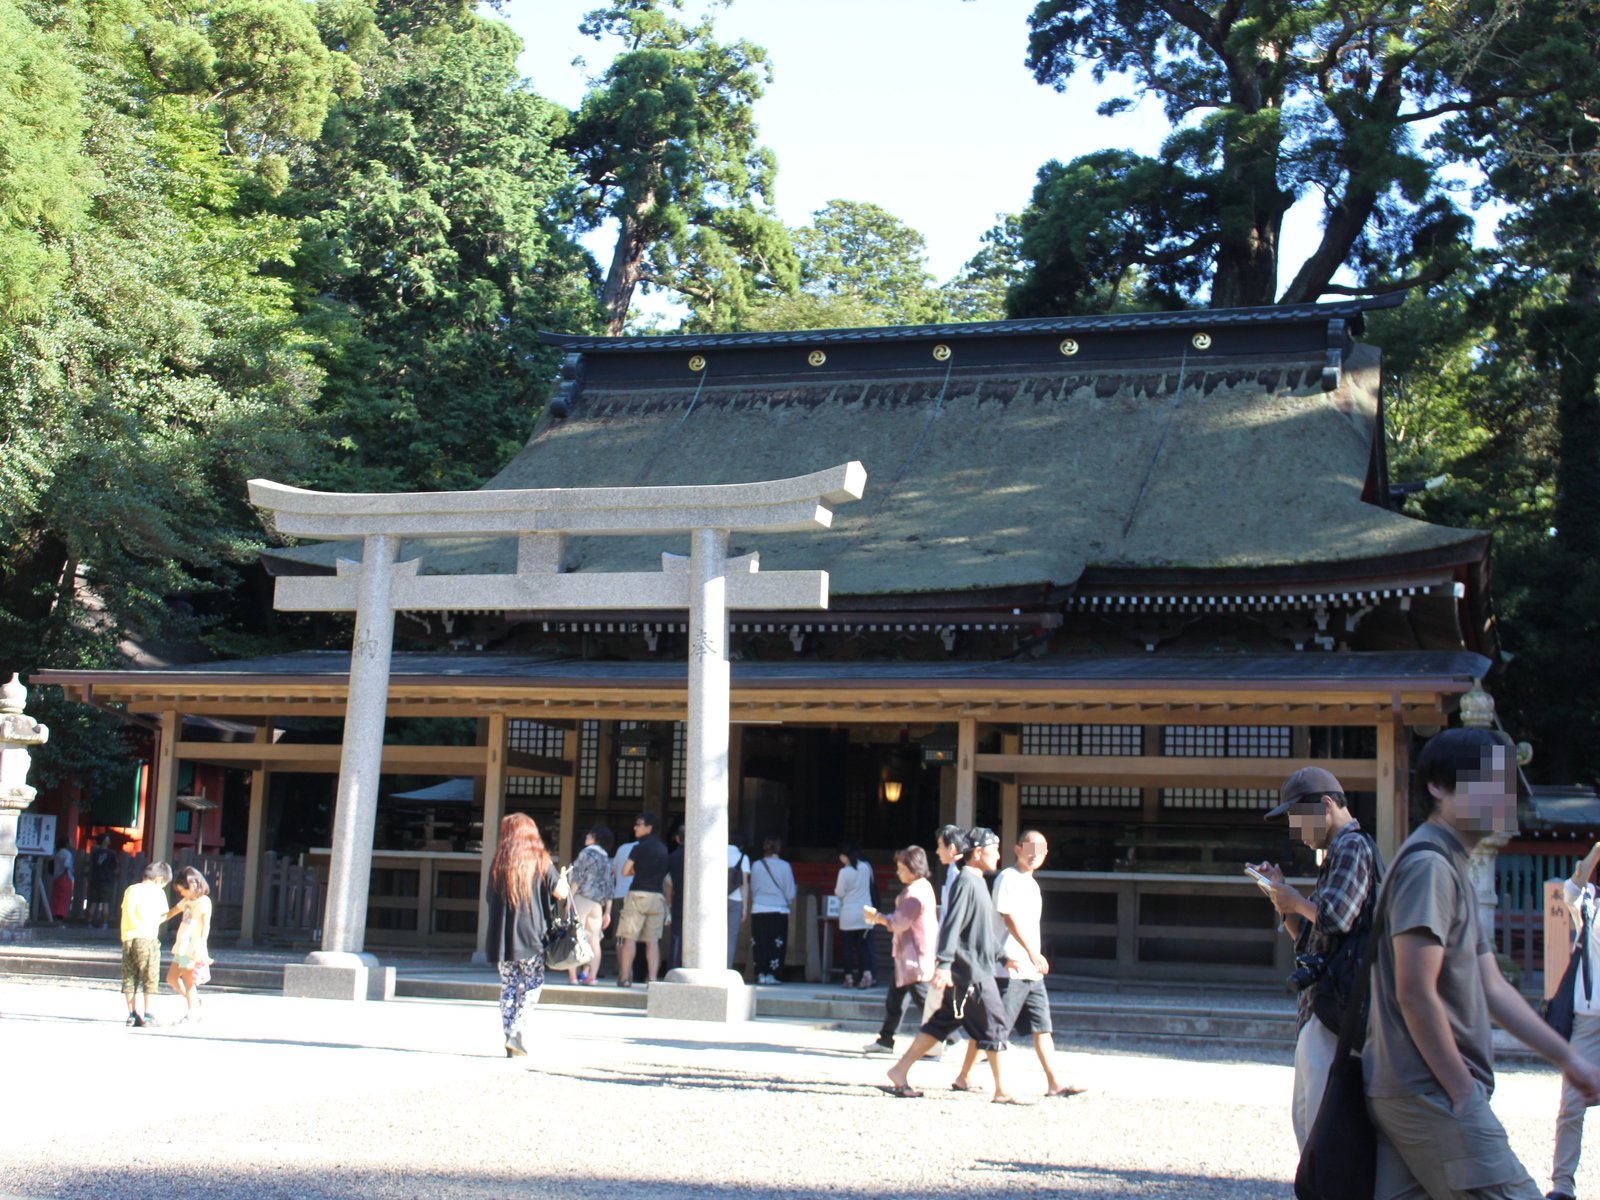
[1542,890,1592,1040]
[543,899,592,972]
[1295,841,1447,1200]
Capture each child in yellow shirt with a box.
[120,861,171,1027]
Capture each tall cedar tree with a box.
[566,0,795,334]
[1015,0,1505,312]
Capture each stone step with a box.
[0,952,284,992]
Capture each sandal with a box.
[875,1084,924,1099]
[950,1080,977,1092]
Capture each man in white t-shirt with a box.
[955,829,1084,1098]
[728,844,751,970]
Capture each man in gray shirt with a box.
[1365,728,1600,1199]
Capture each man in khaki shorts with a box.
[616,813,669,986]
[1365,729,1600,1199]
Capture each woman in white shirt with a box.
[835,842,876,988]
[749,837,796,984]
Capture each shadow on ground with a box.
[12,1164,1286,1199]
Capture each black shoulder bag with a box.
[1309,833,1380,1033]
[1542,888,1593,1041]
[1294,840,1447,1200]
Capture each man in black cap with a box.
[1250,766,1377,1150]
[882,827,1016,1102]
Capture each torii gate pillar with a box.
[250,464,865,1017]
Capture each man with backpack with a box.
[1252,766,1378,1151]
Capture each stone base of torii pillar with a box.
[648,968,755,1022]
[284,950,395,1002]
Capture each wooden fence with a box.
[1495,850,1580,978]
[61,849,323,943]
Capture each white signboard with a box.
[16,813,56,856]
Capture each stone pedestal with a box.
[647,967,755,1023]
[0,673,49,941]
[283,950,396,1001]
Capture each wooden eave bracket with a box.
[1323,318,1348,391]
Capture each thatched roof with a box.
[266,299,1486,600]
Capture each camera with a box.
[1287,951,1327,993]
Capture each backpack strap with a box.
[1333,839,1451,1058]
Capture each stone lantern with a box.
[0,673,50,940]
[1459,680,1509,941]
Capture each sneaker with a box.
[125,1012,142,1028]
[139,1013,159,1027]
[757,973,775,984]
[858,972,875,989]
[863,1040,895,1055]
[842,973,855,989]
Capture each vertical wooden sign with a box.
[1547,879,1574,1000]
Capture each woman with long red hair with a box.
[485,812,568,1056]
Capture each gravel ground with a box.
[1,976,1591,1200]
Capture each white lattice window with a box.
[1021,785,1141,809]
[669,722,686,800]
[1161,788,1277,811]
[506,721,565,798]
[1020,725,1142,755]
[615,721,645,800]
[578,720,599,800]
[1162,726,1291,757]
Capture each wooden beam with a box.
[170,741,567,777]
[955,717,978,828]
[974,753,1378,790]
[557,723,579,870]
[1376,716,1410,861]
[999,730,1020,854]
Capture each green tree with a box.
[0,0,91,319]
[941,216,1027,323]
[566,0,795,334]
[1432,0,1600,783]
[1018,0,1493,311]
[131,0,359,190]
[782,199,946,326]
[0,6,325,789]
[282,2,598,494]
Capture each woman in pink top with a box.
[861,845,938,1055]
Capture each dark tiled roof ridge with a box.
[539,293,1405,353]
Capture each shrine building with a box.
[36,293,1495,983]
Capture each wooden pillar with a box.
[999,730,1020,853]
[237,725,272,947]
[1376,715,1409,861]
[1140,725,1162,823]
[557,723,579,869]
[150,710,180,867]
[955,717,978,829]
[595,721,616,811]
[474,714,508,964]
[727,724,746,840]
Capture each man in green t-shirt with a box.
[1365,729,1600,1199]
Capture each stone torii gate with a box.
[248,463,865,1018]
